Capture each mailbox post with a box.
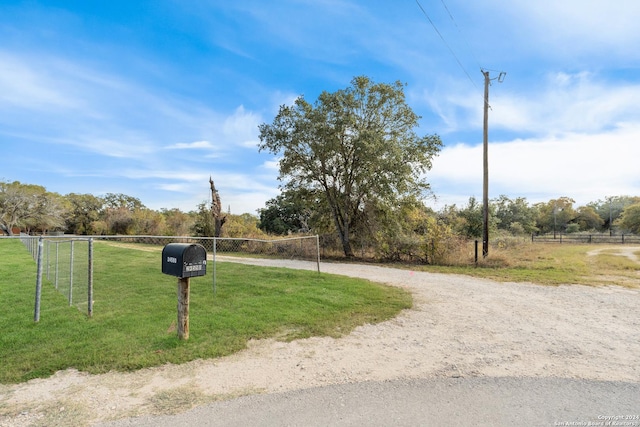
[161,243,207,340]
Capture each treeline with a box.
[3,180,640,261]
[258,191,640,262]
[0,181,264,237]
[260,193,640,238]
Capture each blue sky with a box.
[2,1,639,214]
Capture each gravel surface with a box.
[97,377,640,427]
[1,256,639,426]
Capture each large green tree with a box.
[161,208,194,236]
[493,195,538,234]
[456,196,485,238]
[0,181,66,235]
[258,188,321,235]
[574,205,604,231]
[535,197,576,236]
[587,196,640,233]
[65,193,104,235]
[616,203,640,234]
[258,76,442,257]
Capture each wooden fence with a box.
[532,233,640,244]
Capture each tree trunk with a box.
[332,209,354,258]
[340,233,354,258]
[214,217,226,238]
[209,177,226,237]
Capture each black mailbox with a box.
[162,243,207,278]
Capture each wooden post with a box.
[177,277,190,340]
[482,70,490,258]
[474,240,479,265]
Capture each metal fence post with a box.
[88,238,93,318]
[213,237,217,295]
[45,240,50,279]
[34,237,43,322]
[55,241,59,289]
[69,240,74,306]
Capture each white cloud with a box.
[165,140,214,150]
[157,183,188,192]
[509,1,640,54]
[429,122,640,207]
[422,70,640,138]
[222,105,262,148]
[463,0,640,63]
[0,51,83,111]
[120,169,209,182]
[261,159,280,172]
[493,73,640,135]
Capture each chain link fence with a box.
[14,234,94,321]
[4,234,320,321]
[90,235,320,262]
[43,238,93,313]
[92,235,321,294]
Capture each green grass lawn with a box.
[0,239,411,384]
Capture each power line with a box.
[414,0,479,92]
[413,0,506,258]
[438,0,482,71]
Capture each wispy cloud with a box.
[0,52,78,110]
[419,70,640,139]
[165,141,214,150]
[222,106,262,148]
[493,72,640,135]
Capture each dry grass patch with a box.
[421,242,640,288]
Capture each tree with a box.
[493,195,538,234]
[535,197,575,236]
[103,206,134,234]
[65,193,104,234]
[574,206,604,231]
[26,191,67,233]
[131,208,166,235]
[587,196,640,233]
[0,181,53,235]
[258,189,315,235]
[101,193,148,235]
[103,193,144,210]
[191,202,215,237]
[223,213,265,238]
[161,208,194,236]
[456,196,484,238]
[616,203,640,234]
[258,76,442,257]
[209,177,226,237]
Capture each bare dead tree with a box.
[209,176,226,237]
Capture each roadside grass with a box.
[0,239,411,384]
[422,243,640,287]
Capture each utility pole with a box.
[482,69,505,258]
